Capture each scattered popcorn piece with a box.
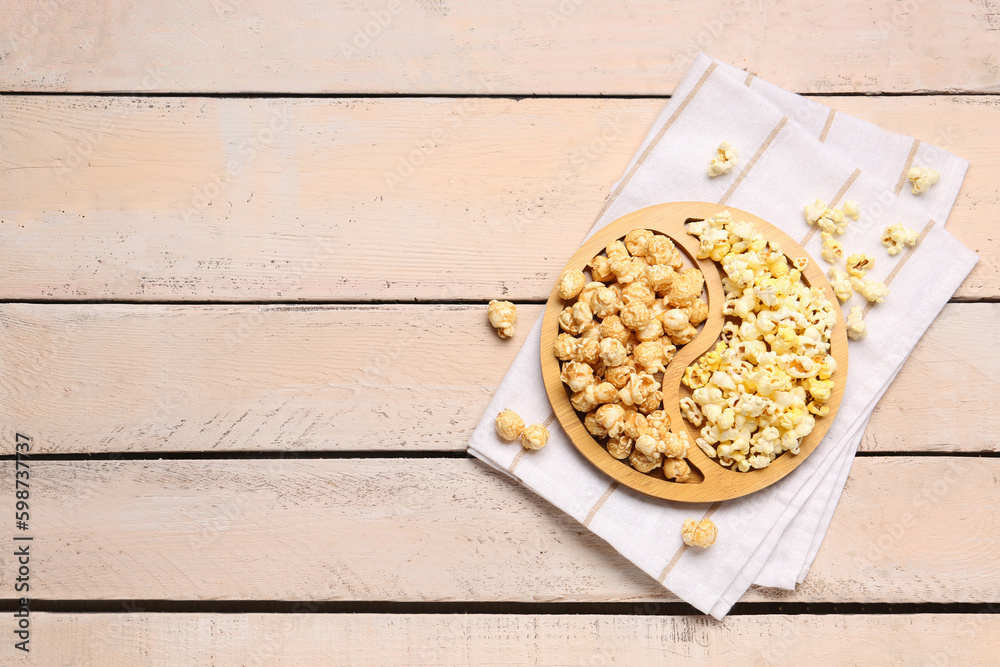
[495,409,525,441]
[708,142,739,177]
[907,166,940,195]
[828,268,854,302]
[682,518,717,548]
[845,306,868,340]
[881,223,919,256]
[805,200,849,235]
[557,269,586,300]
[793,256,809,272]
[820,232,843,264]
[804,199,827,226]
[520,423,550,450]
[843,200,860,220]
[817,207,848,235]
[845,253,874,279]
[852,277,889,304]
[487,300,518,338]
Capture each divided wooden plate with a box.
[540,202,849,503]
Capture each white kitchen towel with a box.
[468,54,978,618]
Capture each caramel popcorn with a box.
[553,228,707,478]
[708,142,739,177]
[521,424,550,450]
[606,434,634,459]
[684,212,837,472]
[560,361,595,392]
[487,300,518,338]
[559,301,593,335]
[599,337,629,367]
[629,448,662,472]
[624,228,655,257]
[663,457,692,482]
[557,269,587,300]
[907,166,940,195]
[495,409,525,441]
[682,518,717,548]
[881,223,919,256]
[589,255,615,282]
[845,306,868,340]
[584,411,608,438]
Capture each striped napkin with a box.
[468,54,977,618]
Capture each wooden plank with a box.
[0,457,996,603]
[0,95,995,301]
[2,1,999,95]
[2,303,993,454]
[14,613,1000,665]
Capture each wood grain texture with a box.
[13,613,1000,665]
[0,95,996,301]
[539,202,848,502]
[2,1,999,95]
[2,302,993,454]
[1,457,996,603]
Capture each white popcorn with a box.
[907,166,940,194]
[845,306,868,340]
[843,200,860,220]
[852,277,889,304]
[881,223,919,256]
[845,253,874,279]
[804,199,827,226]
[683,213,838,473]
[805,199,849,235]
[828,268,853,302]
[679,397,704,427]
[820,232,843,264]
[708,142,739,177]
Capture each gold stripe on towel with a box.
[799,168,862,246]
[657,501,724,583]
[582,482,620,527]
[862,219,936,318]
[894,138,921,195]
[718,117,789,206]
[592,62,720,223]
[818,108,837,143]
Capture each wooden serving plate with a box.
[540,202,849,503]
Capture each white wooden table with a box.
[1,1,999,663]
